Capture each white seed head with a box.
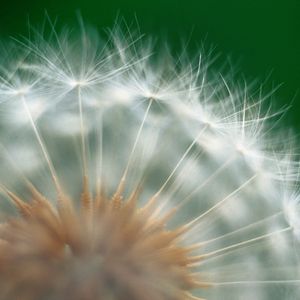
[0,21,299,300]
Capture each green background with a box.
[0,0,299,129]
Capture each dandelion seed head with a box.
[0,20,299,300]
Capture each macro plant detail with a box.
[0,22,299,300]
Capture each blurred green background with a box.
[0,0,299,129]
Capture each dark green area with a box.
[0,0,299,129]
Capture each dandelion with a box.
[0,21,299,300]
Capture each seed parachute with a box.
[0,20,299,300]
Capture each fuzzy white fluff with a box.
[0,21,299,299]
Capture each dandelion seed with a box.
[0,21,299,300]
